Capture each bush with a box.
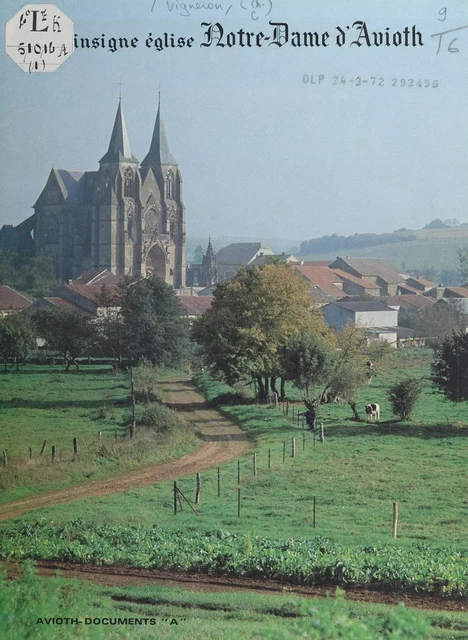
[138,402,187,434]
[258,593,429,640]
[388,376,424,421]
[133,362,164,404]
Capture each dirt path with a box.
[4,560,466,612]
[0,377,250,521]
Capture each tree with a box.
[280,325,392,422]
[33,307,99,371]
[120,276,191,366]
[388,376,424,421]
[413,302,462,344]
[192,263,330,399]
[193,244,204,264]
[458,247,468,284]
[0,312,36,371]
[431,332,468,402]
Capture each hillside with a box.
[299,228,468,280]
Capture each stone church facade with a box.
[33,97,186,288]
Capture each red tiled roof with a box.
[178,296,213,316]
[43,297,92,314]
[397,284,421,295]
[66,284,122,305]
[384,295,435,310]
[331,269,380,289]
[444,287,468,298]
[72,269,121,286]
[330,257,404,284]
[0,285,33,310]
[294,265,345,298]
[408,277,437,288]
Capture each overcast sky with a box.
[1,0,467,244]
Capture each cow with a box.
[365,403,380,421]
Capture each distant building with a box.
[186,238,217,287]
[216,243,274,282]
[322,300,398,332]
[328,257,405,296]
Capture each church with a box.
[30,96,187,287]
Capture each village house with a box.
[216,243,274,282]
[0,285,34,316]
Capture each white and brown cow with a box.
[365,403,380,421]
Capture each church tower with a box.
[93,98,140,276]
[139,95,186,288]
[201,237,217,285]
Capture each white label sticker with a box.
[5,4,74,73]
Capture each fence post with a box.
[237,488,241,518]
[29,447,32,459]
[292,405,295,420]
[98,431,102,441]
[303,432,305,451]
[238,459,240,485]
[217,467,220,497]
[292,438,296,458]
[283,442,286,463]
[73,437,78,455]
[320,422,325,443]
[40,440,47,455]
[195,472,201,505]
[52,446,56,463]
[115,429,118,442]
[253,453,257,476]
[174,481,177,515]
[3,451,7,467]
[268,448,271,470]
[286,400,289,416]
[313,496,316,528]
[393,502,399,539]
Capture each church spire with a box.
[141,95,177,167]
[100,98,138,165]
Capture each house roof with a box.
[294,265,345,298]
[331,268,380,290]
[384,295,435,311]
[326,300,396,313]
[397,283,421,295]
[217,243,272,265]
[71,269,121,286]
[178,296,213,316]
[443,287,468,298]
[330,257,404,284]
[250,254,298,267]
[0,285,34,310]
[66,284,122,305]
[40,297,93,315]
[407,277,437,288]
[299,260,333,267]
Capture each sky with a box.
[1,0,468,246]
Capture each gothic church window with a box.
[124,167,134,197]
[166,170,174,199]
[45,215,59,244]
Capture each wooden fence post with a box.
[320,422,325,443]
[286,400,289,416]
[52,446,56,463]
[3,450,7,467]
[283,442,286,463]
[40,440,47,456]
[292,405,295,420]
[115,429,118,442]
[98,431,102,441]
[217,467,220,497]
[237,488,241,518]
[73,437,78,455]
[303,432,305,451]
[174,481,177,515]
[268,448,271,470]
[313,496,316,528]
[292,438,296,458]
[393,502,399,539]
[195,472,201,505]
[29,447,32,459]
[253,453,257,476]
[237,459,240,485]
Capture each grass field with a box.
[0,366,200,502]
[300,227,468,274]
[2,350,467,550]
